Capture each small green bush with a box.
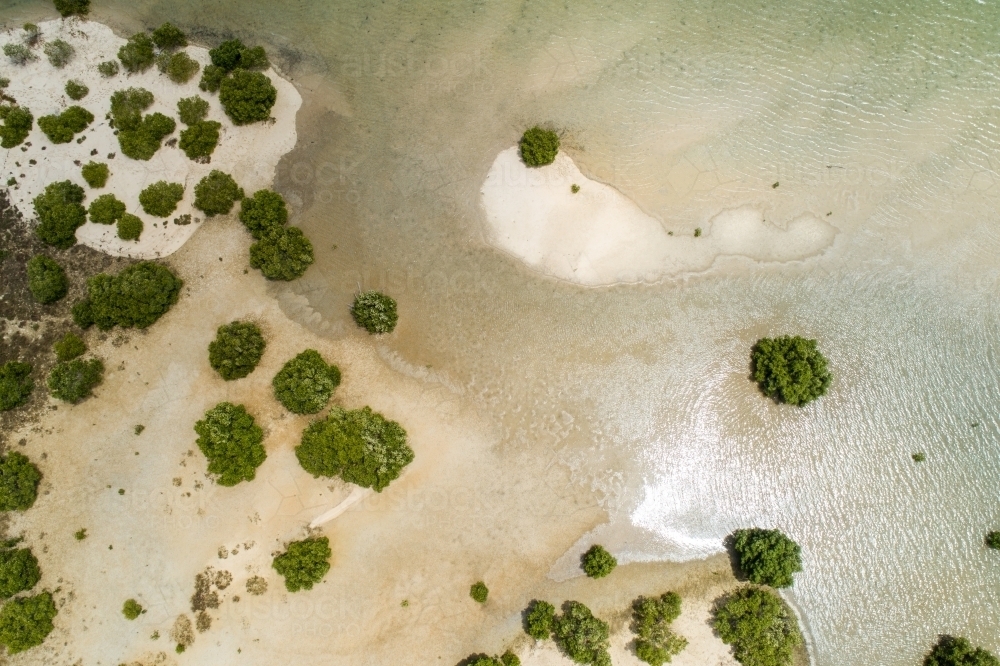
[553,600,610,666]
[33,180,87,249]
[118,113,175,161]
[272,350,341,415]
[118,33,156,73]
[581,544,616,579]
[519,126,559,167]
[209,321,266,381]
[194,402,266,486]
[47,358,104,403]
[632,593,687,666]
[38,106,94,144]
[88,193,126,225]
[54,333,86,362]
[924,635,1000,666]
[177,96,209,125]
[240,189,288,239]
[249,227,315,281]
[72,299,94,329]
[470,581,489,603]
[0,105,33,148]
[85,261,183,329]
[193,170,243,217]
[122,598,144,620]
[219,70,277,125]
[151,22,187,51]
[752,336,831,406]
[179,120,221,160]
[117,213,143,241]
[351,291,398,334]
[139,181,184,217]
[0,452,41,510]
[525,600,556,640]
[3,44,37,66]
[97,60,119,77]
[81,161,109,188]
[272,537,331,592]
[986,531,1000,550]
[209,39,268,72]
[239,46,270,70]
[21,24,40,47]
[465,653,521,666]
[296,406,414,491]
[43,39,75,68]
[157,51,200,84]
[0,364,34,412]
[730,529,802,589]
[65,80,88,101]
[110,88,154,129]
[0,591,57,654]
[26,255,68,304]
[0,547,41,599]
[53,0,90,17]
[198,65,227,93]
[713,586,801,666]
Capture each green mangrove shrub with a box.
[209,39,269,72]
[632,593,687,666]
[0,364,34,412]
[151,23,187,51]
[81,161,109,188]
[0,547,41,599]
[117,213,143,241]
[97,60,119,77]
[198,65,227,93]
[53,0,90,17]
[3,44,37,66]
[122,598,144,620]
[82,261,183,329]
[194,402,266,486]
[987,531,1000,550]
[157,51,200,84]
[177,96,209,125]
[179,120,221,161]
[272,350,341,415]
[581,544,616,579]
[26,255,68,304]
[924,635,999,666]
[519,126,559,167]
[193,170,243,216]
[208,321,266,381]
[249,226,314,281]
[0,591,57,654]
[272,536,331,592]
[713,586,801,666]
[240,189,288,239]
[525,600,557,640]
[33,180,86,249]
[730,528,802,589]
[88,193,126,225]
[296,406,414,492]
[751,336,831,406]
[350,291,397,334]
[0,105,33,148]
[65,80,88,100]
[464,653,520,666]
[21,24,40,48]
[53,333,86,362]
[0,453,40,511]
[37,106,93,144]
[470,581,489,603]
[111,88,175,160]
[138,181,184,217]
[118,33,156,73]
[47,358,104,403]
[219,70,277,125]
[553,600,611,666]
[43,39,74,68]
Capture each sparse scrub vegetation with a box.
[117,213,143,241]
[519,126,559,167]
[194,402,266,486]
[139,181,184,217]
[208,321,266,381]
[26,255,68,304]
[53,333,86,362]
[350,291,397,334]
[21,24,40,47]
[118,33,156,73]
[193,170,243,216]
[33,180,87,249]
[272,350,341,414]
[632,593,687,666]
[730,528,802,589]
[713,586,801,666]
[43,39,75,68]
[47,358,104,403]
[246,576,267,595]
[0,591,57,654]
[271,537,331,592]
[38,106,93,144]
[752,336,831,406]
[0,365,34,413]
[0,452,41,510]
[3,44,37,66]
[97,60,119,77]
[81,161,109,188]
[65,80,88,100]
[581,544,616,579]
[88,193,126,225]
[0,105,33,148]
[83,261,183,329]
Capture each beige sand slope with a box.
[480,147,837,285]
[0,18,300,260]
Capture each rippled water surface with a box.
[11,0,1000,663]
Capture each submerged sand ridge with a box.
[480,147,837,285]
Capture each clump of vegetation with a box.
[193,170,243,217]
[271,537,331,592]
[152,22,187,51]
[54,333,86,362]
[713,586,801,666]
[88,193,126,225]
[240,189,288,239]
[139,181,184,217]
[464,653,521,666]
[179,120,221,161]
[219,70,277,125]
[71,300,94,328]
[53,0,90,17]
[730,528,802,589]
[752,336,831,406]
[0,452,41,511]
[74,528,87,540]
[0,591,57,654]
[33,180,87,249]
[81,161,109,188]
[21,24,40,47]
[985,531,1000,550]
[524,600,556,640]
[0,105,33,148]
[581,544,616,579]
[26,255,68,304]
[82,261,183,329]
[157,51,200,84]
[924,635,1000,666]
[111,88,175,160]
[0,364,34,412]
[198,65,227,93]
[552,600,611,666]
[117,213,143,241]
[208,321,266,381]
[296,406,414,491]
[351,291,398,334]
[250,227,315,281]
[519,126,559,167]
[470,581,489,603]
[3,44,37,66]
[43,39,75,68]
[194,402,266,486]
[97,60,119,77]
[38,106,94,144]
[65,80,88,100]
[177,96,209,125]
[245,576,267,596]
[209,39,269,72]
[47,358,104,403]
[571,184,580,193]
[272,350,341,415]
[912,452,926,463]
[122,598,144,620]
[632,593,687,666]
[118,33,156,73]
[0,547,40,599]
[694,227,702,237]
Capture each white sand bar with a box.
[480,147,837,285]
[0,18,300,259]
